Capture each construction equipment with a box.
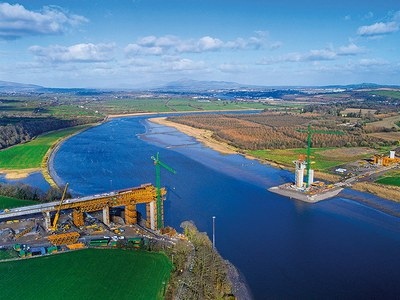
[297,124,344,187]
[14,226,33,239]
[48,231,80,246]
[50,183,69,231]
[151,152,176,230]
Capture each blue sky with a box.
[0,0,399,88]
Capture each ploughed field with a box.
[0,249,173,300]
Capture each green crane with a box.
[151,152,176,230]
[297,124,345,187]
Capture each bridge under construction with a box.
[0,183,166,231]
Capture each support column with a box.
[125,204,137,225]
[149,201,156,230]
[308,169,314,186]
[44,211,51,231]
[102,206,110,226]
[160,199,164,229]
[146,203,151,229]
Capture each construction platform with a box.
[268,183,343,203]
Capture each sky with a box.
[0,0,399,88]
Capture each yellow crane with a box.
[50,183,69,231]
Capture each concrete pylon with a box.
[293,160,306,188]
[308,169,314,186]
[44,211,51,230]
[102,206,110,226]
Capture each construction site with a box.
[0,152,180,259]
[0,183,180,258]
[269,125,400,203]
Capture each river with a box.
[51,115,400,299]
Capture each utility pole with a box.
[212,216,216,248]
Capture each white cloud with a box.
[358,58,387,66]
[357,11,400,37]
[219,63,248,73]
[125,56,206,73]
[29,43,115,63]
[357,21,399,36]
[337,43,365,56]
[260,43,364,65]
[125,32,280,56]
[0,2,87,39]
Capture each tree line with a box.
[0,182,71,203]
[0,116,102,150]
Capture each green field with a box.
[249,147,376,171]
[369,90,400,99]
[0,248,172,300]
[376,177,400,186]
[88,98,269,114]
[0,125,91,169]
[0,195,38,209]
[376,170,400,187]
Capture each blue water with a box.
[52,116,400,299]
[0,172,50,191]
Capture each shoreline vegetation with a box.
[149,117,400,203]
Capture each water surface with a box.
[53,116,400,299]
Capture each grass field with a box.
[89,98,268,114]
[0,249,18,260]
[376,177,400,186]
[376,170,400,187]
[369,90,400,99]
[249,147,377,170]
[0,125,91,170]
[0,248,172,300]
[0,195,38,209]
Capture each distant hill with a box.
[0,80,43,92]
[0,79,398,94]
[322,83,400,90]
[153,79,261,91]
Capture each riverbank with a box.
[149,117,341,182]
[150,117,400,203]
[0,124,98,184]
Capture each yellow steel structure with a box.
[373,154,400,166]
[50,183,69,231]
[48,232,80,246]
[44,184,166,230]
[14,226,33,240]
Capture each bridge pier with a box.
[125,204,137,225]
[43,211,51,231]
[102,206,110,226]
[146,202,156,230]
